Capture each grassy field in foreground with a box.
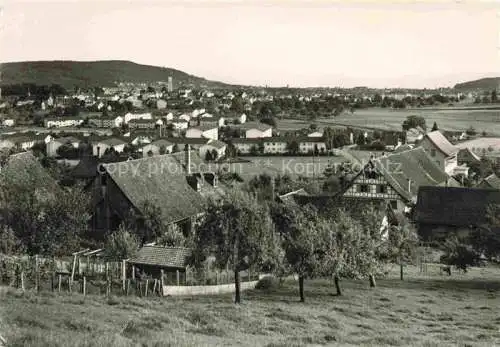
[1,265,500,347]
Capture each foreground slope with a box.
[1,265,500,347]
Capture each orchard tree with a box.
[271,202,323,302]
[193,190,273,303]
[104,224,140,261]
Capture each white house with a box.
[0,136,35,151]
[263,138,288,154]
[299,138,327,154]
[232,138,261,154]
[130,134,154,146]
[406,127,425,144]
[171,119,189,130]
[124,112,153,124]
[92,138,126,157]
[114,116,124,128]
[419,130,458,175]
[142,139,174,157]
[156,99,167,109]
[179,114,191,122]
[2,119,15,127]
[239,122,273,138]
[46,136,81,157]
[186,125,218,141]
[44,117,84,128]
[199,140,227,160]
[307,131,323,138]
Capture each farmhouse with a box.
[340,147,459,213]
[414,186,500,242]
[185,125,218,141]
[419,130,458,175]
[298,137,327,154]
[91,151,222,238]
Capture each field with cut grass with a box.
[1,265,500,347]
[277,107,500,135]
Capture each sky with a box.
[1,0,499,88]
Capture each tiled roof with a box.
[103,151,208,225]
[415,186,500,227]
[374,147,450,202]
[425,131,458,157]
[71,156,100,179]
[203,140,227,149]
[129,246,191,269]
[481,173,500,190]
[97,137,126,146]
[237,122,272,132]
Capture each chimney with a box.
[186,144,191,174]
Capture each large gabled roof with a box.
[480,173,500,190]
[103,151,208,225]
[374,147,451,201]
[415,186,500,227]
[425,131,458,157]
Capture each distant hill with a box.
[1,60,233,89]
[454,77,500,91]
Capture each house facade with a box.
[185,126,218,141]
[128,119,157,130]
[142,140,174,157]
[199,140,227,160]
[44,117,84,128]
[414,186,500,242]
[340,147,459,213]
[419,130,458,175]
[92,138,126,157]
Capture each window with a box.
[378,185,387,194]
[430,149,436,157]
[390,200,398,210]
[360,184,369,193]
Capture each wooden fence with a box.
[0,255,261,297]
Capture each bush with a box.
[255,275,280,291]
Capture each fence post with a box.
[248,268,251,282]
[68,277,72,293]
[160,270,164,296]
[176,270,180,286]
[153,279,157,295]
[34,255,39,293]
[122,260,126,293]
[126,279,130,296]
[58,274,62,292]
[105,263,110,297]
[215,271,219,285]
[145,279,149,297]
[51,273,54,292]
[82,276,86,296]
[20,271,25,292]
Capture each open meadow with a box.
[276,107,500,135]
[1,265,500,347]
